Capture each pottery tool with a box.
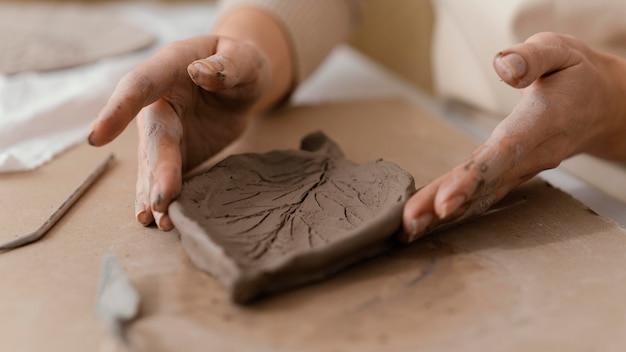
[96,253,140,346]
[0,153,115,252]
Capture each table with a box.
[3,3,626,351]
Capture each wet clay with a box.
[169,132,415,303]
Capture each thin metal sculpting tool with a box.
[0,153,115,252]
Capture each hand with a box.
[400,32,626,242]
[88,35,271,230]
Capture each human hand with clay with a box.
[88,8,294,230]
[400,32,626,242]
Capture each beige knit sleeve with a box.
[215,0,363,83]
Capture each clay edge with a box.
[169,202,241,291]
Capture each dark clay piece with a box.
[169,132,415,303]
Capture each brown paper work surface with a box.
[2,98,626,352]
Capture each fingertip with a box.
[401,189,436,243]
[154,212,174,231]
[87,119,105,147]
[494,52,529,88]
[400,209,415,242]
[87,131,96,146]
[435,194,466,220]
[188,56,233,90]
[400,212,435,244]
[197,55,225,72]
[88,105,131,147]
[135,194,154,226]
[87,128,114,147]
[136,210,154,227]
[160,215,174,231]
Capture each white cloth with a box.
[0,3,218,173]
[0,63,129,171]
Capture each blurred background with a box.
[3,0,625,208]
[2,0,436,94]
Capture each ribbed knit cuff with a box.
[215,0,362,82]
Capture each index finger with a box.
[88,36,219,146]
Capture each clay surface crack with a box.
[234,159,332,259]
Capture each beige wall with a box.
[350,0,434,94]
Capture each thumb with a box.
[187,39,263,94]
[188,54,238,91]
[493,32,583,89]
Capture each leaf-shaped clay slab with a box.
[169,132,415,303]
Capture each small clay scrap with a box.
[169,132,415,303]
[96,253,140,345]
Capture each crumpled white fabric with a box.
[0,125,92,172]
[0,64,128,172]
[0,2,217,173]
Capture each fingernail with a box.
[87,132,95,146]
[440,195,465,219]
[158,215,173,231]
[136,211,150,226]
[496,53,527,80]
[205,57,225,72]
[408,213,434,241]
[192,62,211,75]
[193,58,224,74]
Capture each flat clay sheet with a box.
[0,3,155,74]
[169,132,415,303]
